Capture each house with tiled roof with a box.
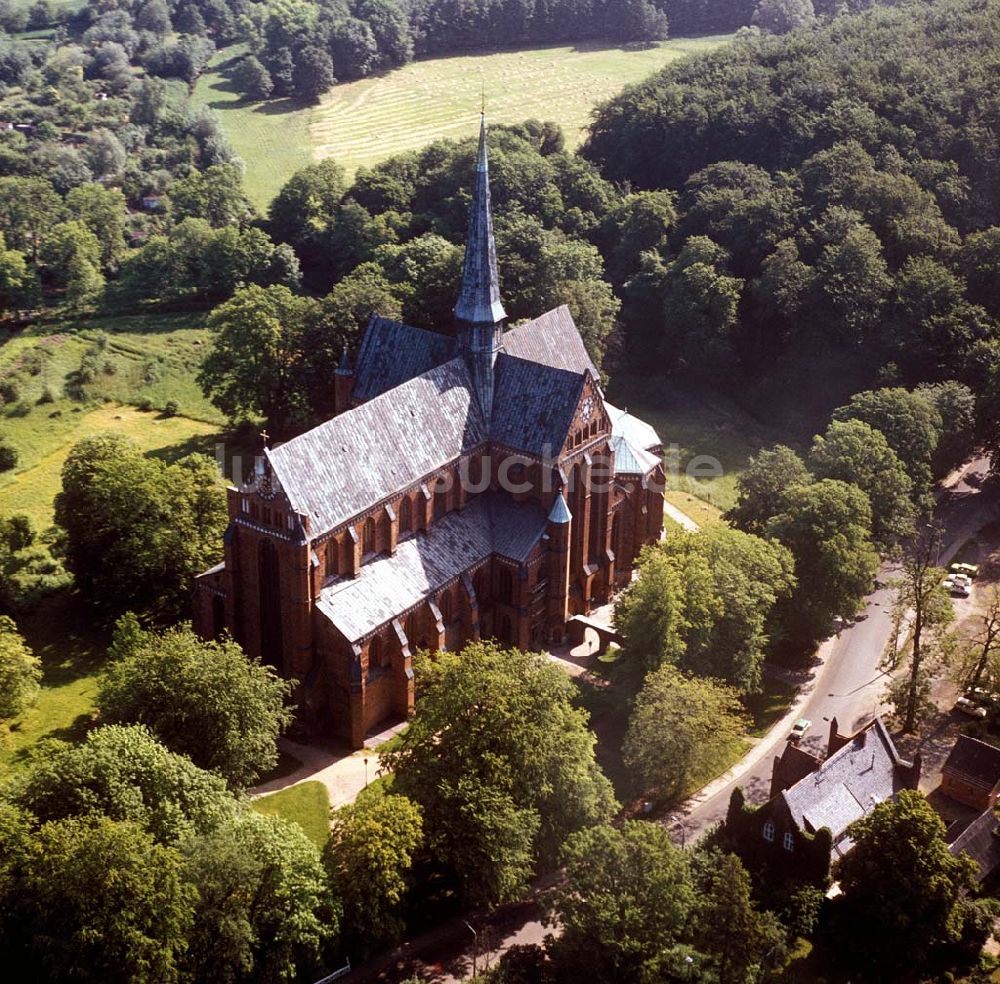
[941,734,1000,811]
[726,718,920,882]
[193,117,665,747]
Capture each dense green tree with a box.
[54,435,227,618]
[11,724,235,843]
[326,792,423,958]
[182,810,336,984]
[169,163,255,228]
[725,444,811,536]
[766,478,879,644]
[232,55,274,101]
[199,284,321,430]
[547,822,697,983]
[596,190,676,285]
[0,234,36,313]
[661,525,795,690]
[695,853,787,983]
[97,618,294,788]
[0,614,40,719]
[294,45,336,102]
[660,235,743,370]
[328,17,378,80]
[39,220,102,287]
[623,665,746,796]
[617,526,794,689]
[0,176,60,259]
[917,380,976,477]
[269,159,346,248]
[832,387,941,496]
[833,790,981,975]
[809,418,915,546]
[65,184,128,270]
[752,0,815,33]
[0,816,196,984]
[382,642,615,907]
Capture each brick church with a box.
[194,117,665,747]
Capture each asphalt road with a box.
[678,455,1000,840]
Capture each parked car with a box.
[950,563,980,579]
[790,718,811,742]
[944,576,972,598]
[956,696,988,719]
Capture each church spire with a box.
[454,113,506,329]
[455,113,506,419]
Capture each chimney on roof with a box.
[334,344,354,417]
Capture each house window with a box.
[325,544,337,577]
[363,516,376,555]
[763,822,775,843]
[783,832,794,852]
[399,496,413,534]
[440,590,453,624]
[369,635,388,669]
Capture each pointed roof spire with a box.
[454,113,506,327]
[336,344,352,376]
[548,492,572,525]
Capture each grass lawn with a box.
[664,490,723,528]
[744,677,797,738]
[0,590,109,774]
[253,781,331,850]
[194,36,731,209]
[0,312,227,530]
[609,376,788,514]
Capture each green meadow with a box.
[194,36,731,209]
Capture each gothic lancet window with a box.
[399,496,412,534]
[363,516,376,555]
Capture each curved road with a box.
[677,455,1000,841]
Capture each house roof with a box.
[949,808,1000,883]
[352,305,599,406]
[316,492,546,642]
[352,315,456,403]
[491,354,585,456]
[943,735,1000,791]
[610,433,660,476]
[606,402,662,452]
[781,719,913,853]
[503,305,599,380]
[267,357,486,536]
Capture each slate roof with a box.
[781,719,913,855]
[943,735,1000,791]
[316,492,547,642]
[491,354,585,457]
[610,433,660,476]
[950,809,1000,883]
[267,358,486,536]
[606,402,662,451]
[504,306,599,380]
[352,315,455,403]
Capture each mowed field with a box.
[195,36,730,208]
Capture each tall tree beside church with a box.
[97,618,294,789]
[198,284,322,432]
[381,641,616,907]
[54,434,227,619]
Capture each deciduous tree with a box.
[382,642,615,907]
[326,791,423,957]
[97,618,293,788]
[0,614,40,719]
[623,665,746,796]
